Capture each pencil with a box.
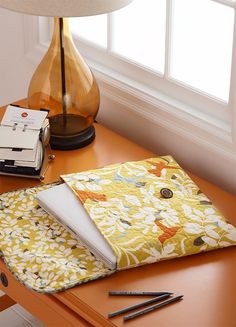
[108,293,171,318]
[123,295,184,321]
[109,291,173,296]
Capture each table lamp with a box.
[0,0,133,150]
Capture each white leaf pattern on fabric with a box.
[205,225,220,239]
[125,195,141,206]
[184,223,202,234]
[226,229,236,242]
[202,236,217,247]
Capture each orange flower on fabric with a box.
[73,188,107,204]
[156,221,180,244]
[147,160,180,177]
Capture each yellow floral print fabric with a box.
[0,183,113,293]
[62,156,236,270]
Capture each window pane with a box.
[69,15,107,48]
[112,0,166,73]
[170,0,234,102]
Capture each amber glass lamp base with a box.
[49,114,95,150]
[27,18,100,150]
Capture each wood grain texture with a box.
[0,294,16,312]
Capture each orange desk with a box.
[0,107,235,327]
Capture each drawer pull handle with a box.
[0,273,8,287]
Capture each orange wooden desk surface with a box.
[0,106,236,327]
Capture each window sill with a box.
[87,59,235,160]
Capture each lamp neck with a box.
[49,18,69,118]
[52,17,71,43]
[58,18,67,117]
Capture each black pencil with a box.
[109,291,173,296]
[108,293,171,318]
[123,295,184,321]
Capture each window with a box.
[69,0,236,127]
[170,0,234,102]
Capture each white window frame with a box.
[71,0,236,124]
[23,0,236,160]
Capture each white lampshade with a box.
[0,0,133,17]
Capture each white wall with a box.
[0,9,37,105]
[0,9,235,194]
